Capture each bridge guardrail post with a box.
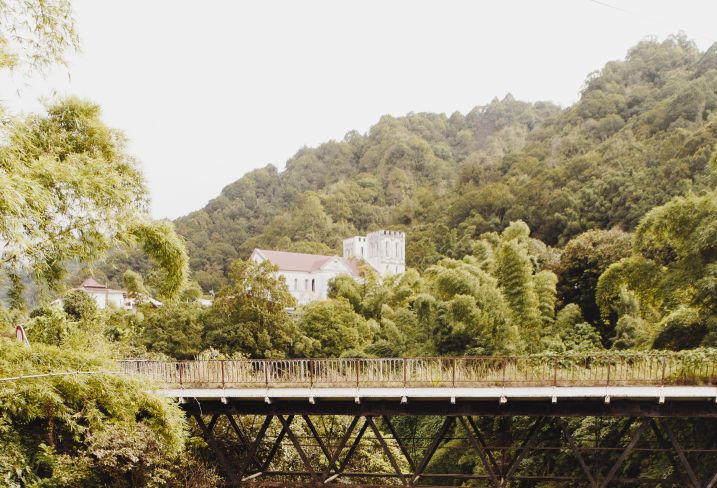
[452,358,456,388]
[263,360,269,388]
[309,359,313,388]
[501,357,506,388]
[552,357,558,387]
[220,360,225,389]
[606,358,611,387]
[355,359,360,388]
[661,356,666,386]
[403,358,407,388]
[178,362,183,387]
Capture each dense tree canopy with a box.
[0,5,210,484]
[597,189,717,350]
[177,35,717,292]
[298,298,373,357]
[203,259,308,358]
[141,301,205,359]
[555,228,632,329]
[4,9,717,485]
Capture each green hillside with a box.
[176,35,717,292]
[5,5,717,482]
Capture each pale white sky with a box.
[2,0,716,219]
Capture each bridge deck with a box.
[166,386,717,417]
[121,353,717,416]
[121,353,717,388]
[134,355,717,485]
[162,385,717,401]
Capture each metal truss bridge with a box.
[122,354,717,487]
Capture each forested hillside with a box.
[5,5,717,483]
[177,35,717,292]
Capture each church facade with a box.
[250,230,405,304]
[342,230,406,275]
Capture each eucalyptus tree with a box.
[597,190,717,349]
[0,1,189,305]
[0,0,78,74]
[204,259,309,358]
[0,4,209,486]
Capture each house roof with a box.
[78,278,125,294]
[81,278,107,289]
[254,249,360,276]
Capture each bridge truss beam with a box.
[183,397,717,417]
[187,408,717,487]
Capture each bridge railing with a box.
[119,353,717,389]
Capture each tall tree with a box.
[204,259,308,358]
[597,191,717,348]
[555,229,632,326]
[0,98,189,302]
[298,298,372,357]
[142,301,205,359]
[0,0,78,73]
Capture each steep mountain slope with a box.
[176,35,717,291]
[177,96,558,290]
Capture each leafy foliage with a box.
[0,97,190,305]
[123,269,148,298]
[0,0,78,73]
[555,228,632,328]
[203,259,308,358]
[298,298,373,357]
[141,301,205,359]
[0,339,188,487]
[597,191,717,349]
[178,35,717,293]
[62,289,98,321]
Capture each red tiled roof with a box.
[254,249,360,276]
[78,278,126,294]
[81,278,106,289]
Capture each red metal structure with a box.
[120,353,717,389]
[122,353,717,487]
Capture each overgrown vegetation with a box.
[0,2,203,485]
[3,1,717,483]
[177,35,717,294]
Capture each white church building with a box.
[343,230,406,276]
[250,230,405,305]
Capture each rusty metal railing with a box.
[119,352,717,389]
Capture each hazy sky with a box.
[3,0,716,219]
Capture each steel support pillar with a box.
[188,411,717,487]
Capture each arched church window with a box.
[311,279,315,292]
